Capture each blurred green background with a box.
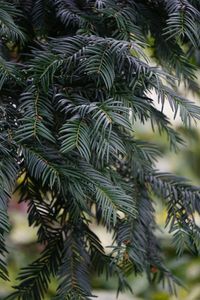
[1,91,200,300]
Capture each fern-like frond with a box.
[159,85,200,127]
[0,208,9,281]
[29,50,63,92]
[79,161,137,228]
[7,237,63,300]
[145,172,200,254]
[16,117,55,143]
[0,1,25,43]
[19,87,54,124]
[164,0,200,47]
[0,149,18,281]
[54,228,92,300]
[0,56,20,88]
[59,117,91,161]
[21,147,61,190]
[84,43,115,89]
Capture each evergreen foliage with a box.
[1,0,200,298]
